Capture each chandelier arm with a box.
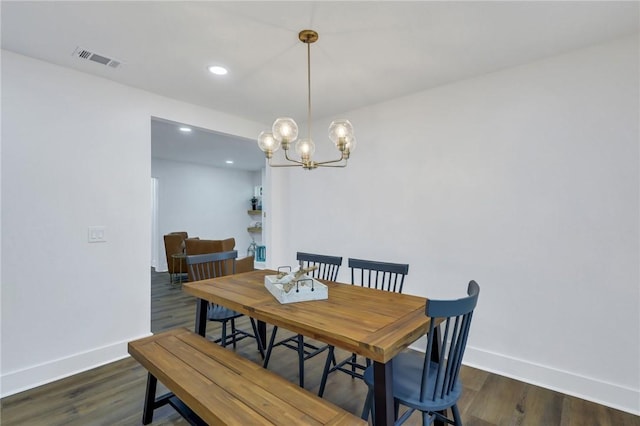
[267,158,305,168]
[313,156,348,166]
[317,162,348,168]
[283,149,306,165]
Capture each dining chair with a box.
[318,258,409,397]
[361,280,480,425]
[186,251,264,358]
[263,251,343,388]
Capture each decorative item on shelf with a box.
[256,245,266,262]
[247,239,257,258]
[251,196,259,210]
[247,221,262,233]
[257,29,356,170]
[265,265,328,304]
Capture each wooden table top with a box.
[183,269,430,363]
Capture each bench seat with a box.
[128,328,366,425]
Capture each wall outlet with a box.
[88,226,107,243]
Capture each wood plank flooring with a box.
[1,269,638,426]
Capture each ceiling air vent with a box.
[72,47,122,69]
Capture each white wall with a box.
[270,36,639,413]
[152,158,260,271]
[0,50,264,396]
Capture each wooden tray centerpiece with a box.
[265,265,328,304]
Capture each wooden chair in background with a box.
[186,251,264,358]
[318,258,409,397]
[263,252,343,388]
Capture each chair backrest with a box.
[164,233,188,274]
[420,281,480,405]
[296,252,342,281]
[186,251,238,282]
[349,258,409,293]
[185,237,235,256]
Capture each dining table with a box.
[183,269,435,426]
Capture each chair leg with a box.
[361,388,373,420]
[318,345,335,397]
[220,320,227,348]
[263,326,279,368]
[142,372,157,425]
[351,353,357,376]
[451,404,462,426]
[231,318,237,349]
[297,334,305,388]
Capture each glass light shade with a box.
[272,117,299,143]
[258,131,280,153]
[328,119,354,147]
[294,138,315,159]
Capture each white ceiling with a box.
[2,1,638,170]
[151,118,266,171]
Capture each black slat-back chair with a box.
[263,252,343,388]
[186,251,264,357]
[318,258,409,397]
[361,281,480,425]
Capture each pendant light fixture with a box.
[257,30,356,170]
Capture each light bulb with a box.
[258,131,280,153]
[272,117,299,144]
[295,138,315,160]
[328,119,354,147]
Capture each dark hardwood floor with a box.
[1,269,638,425]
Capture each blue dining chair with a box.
[361,280,480,425]
[186,251,264,358]
[263,251,342,388]
[318,258,409,397]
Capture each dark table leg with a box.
[257,320,267,350]
[372,360,394,426]
[195,298,207,336]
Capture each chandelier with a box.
[257,30,356,170]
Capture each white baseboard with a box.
[0,332,152,398]
[458,345,639,416]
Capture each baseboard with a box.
[0,332,153,398]
[457,345,639,416]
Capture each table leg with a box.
[257,320,267,352]
[195,298,207,336]
[372,360,394,426]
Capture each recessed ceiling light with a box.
[208,65,228,75]
[179,127,192,132]
[225,160,234,164]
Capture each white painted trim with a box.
[0,332,153,398]
[408,342,640,416]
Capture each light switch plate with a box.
[88,226,107,243]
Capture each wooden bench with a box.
[128,328,366,425]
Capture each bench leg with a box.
[142,372,158,425]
